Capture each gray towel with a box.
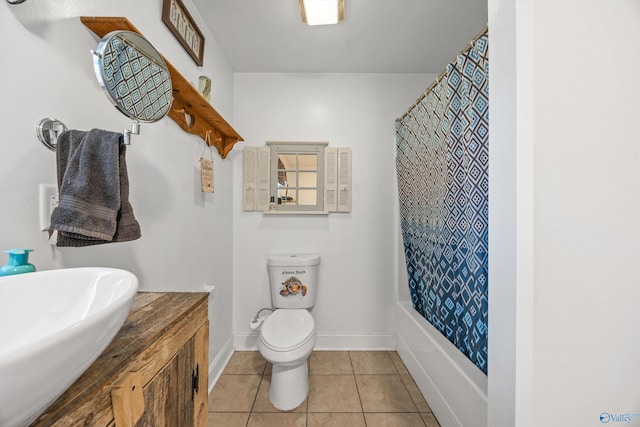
[49,129,141,247]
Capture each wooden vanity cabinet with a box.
[32,292,209,427]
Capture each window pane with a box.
[277,170,288,186]
[281,172,297,187]
[278,154,297,170]
[299,154,317,170]
[278,188,296,204]
[298,190,317,206]
[299,172,317,187]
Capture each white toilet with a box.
[254,254,320,411]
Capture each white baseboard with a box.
[233,332,259,350]
[208,335,234,394]
[315,333,396,350]
[233,332,396,351]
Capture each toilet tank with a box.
[268,254,320,309]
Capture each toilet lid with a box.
[261,309,315,350]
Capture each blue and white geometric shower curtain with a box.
[395,33,489,373]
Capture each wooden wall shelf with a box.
[80,16,243,159]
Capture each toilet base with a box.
[269,359,309,411]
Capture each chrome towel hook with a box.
[36,118,67,151]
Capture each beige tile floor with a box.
[208,351,441,427]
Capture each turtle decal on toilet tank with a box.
[280,276,307,297]
[269,256,319,308]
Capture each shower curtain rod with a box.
[398,25,488,121]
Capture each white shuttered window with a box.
[243,143,351,214]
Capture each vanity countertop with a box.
[32,292,208,426]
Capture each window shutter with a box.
[256,146,271,211]
[242,147,257,211]
[243,146,271,211]
[324,147,338,212]
[337,148,352,212]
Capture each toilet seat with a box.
[260,309,315,352]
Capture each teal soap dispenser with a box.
[0,249,36,276]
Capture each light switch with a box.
[39,184,58,232]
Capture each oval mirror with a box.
[92,31,172,123]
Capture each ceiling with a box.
[190,0,488,74]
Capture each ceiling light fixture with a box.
[299,0,345,26]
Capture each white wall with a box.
[0,0,236,380]
[531,1,640,425]
[232,73,433,349]
[489,1,640,426]
[487,0,532,425]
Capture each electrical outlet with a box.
[39,184,58,231]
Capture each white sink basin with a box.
[0,267,138,427]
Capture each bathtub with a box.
[396,300,487,427]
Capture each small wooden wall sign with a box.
[162,0,205,66]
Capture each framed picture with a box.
[162,0,205,66]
